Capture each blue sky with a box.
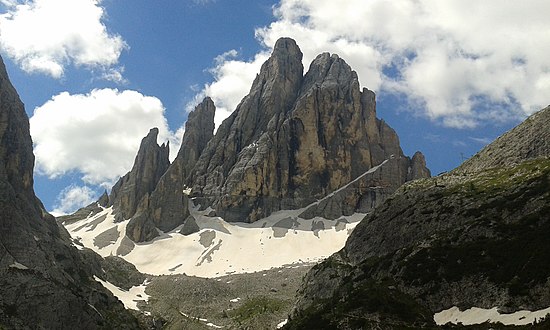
[1,0,547,215]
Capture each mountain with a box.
[190,38,429,224]
[125,97,216,242]
[83,37,429,244]
[0,56,142,329]
[284,106,550,329]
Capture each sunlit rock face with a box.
[191,38,429,224]
[71,37,429,243]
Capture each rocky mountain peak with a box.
[176,96,216,174]
[265,37,303,82]
[125,97,216,242]
[302,52,358,91]
[109,126,170,222]
[69,37,430,241]
[190,38,430,223]
[408,151,431,180]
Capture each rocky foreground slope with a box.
[0,56,142,329]
[85,38,429,243]
[284,106,550,329]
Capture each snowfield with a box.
[64,202,363,277]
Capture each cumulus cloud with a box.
[30,89,182,187]
[0,0,126,79]
[194,0,550,129]
[51,185,97,216]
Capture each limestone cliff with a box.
[0,56,141,329]
[109,127,170,223]
[191,38,429,222]
[126,97,216,242]
[68,38,429,242]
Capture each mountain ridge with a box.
[83,37,430,243]
[284,105,550,329]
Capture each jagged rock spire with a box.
[125,97,216,242]
[109,127,170,222]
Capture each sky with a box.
[1,0,548,215]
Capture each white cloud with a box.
[187,49,270,130]
[0,0,126,78]
[30,89,182,187]
[193,0,550,129]
[51,184,97,216]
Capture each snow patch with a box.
[94,276,150,311]
[179,311,224,328]
[434,306,550,326]
[9,262,28,270]
[277,319,288,329]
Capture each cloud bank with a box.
[198,0,550,129]
[0,0,126,79]
[30,89,181,187]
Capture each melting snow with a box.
[94,276,150,311]
[277,319,288,329]
[434,306,550,326]
[64,204,363,277]
[63,163,394,278]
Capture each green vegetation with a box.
[400,159,550,295]
[229,296,286,324]
[285,277,434,329]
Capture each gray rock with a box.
[192,38,430,223]
[287,106,550,328]
[0,55,141,329]
[180,215,200,236]
[126,97,216,242]
[109,127,170,224]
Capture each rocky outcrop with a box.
[126,97,216,242]
[109,127,170,223]
[285,106,550,329]
[191,38,429,223]
[0,56,141,329]
[457,105,550,173]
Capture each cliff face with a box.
[190,38,429,223]
[109,127,170,223]
[285,106,550,329]
[124,97,216,242]
[0,56,140,329]
[73,37,429,243]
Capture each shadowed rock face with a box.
[0,56,140,329]
[125,97,216,242]
[109,127,170,224]
[285,106,550,329]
